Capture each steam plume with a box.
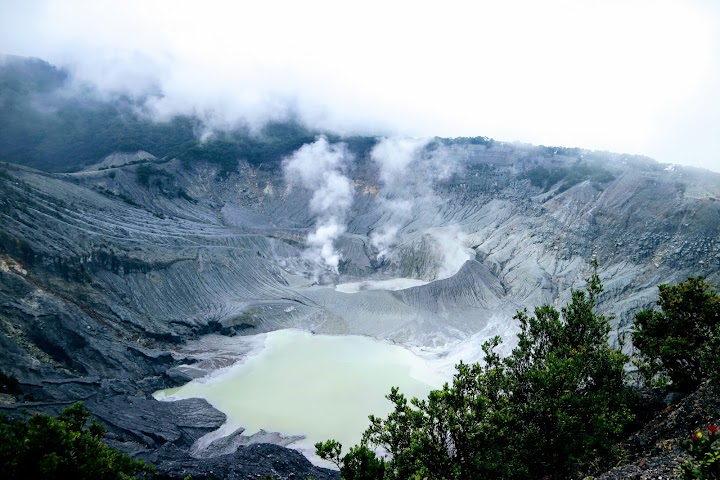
[429,225,474,280]
[370,138,472,278]
[369,137,429,258]
[283,136,354,273]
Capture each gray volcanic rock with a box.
[1,135,720,478]
[88,396,227,450]
[596,382,720,480]
[2,143,720,368]
[142,442,338,480]
[399,260,506,314]
[3,147,720,355]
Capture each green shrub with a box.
[0,402,154,479]
[316,440,385,480]
[632,277,720,391]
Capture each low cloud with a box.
[2,1,718,170]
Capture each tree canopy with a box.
[0,402,154,480]
[633,277,720,391]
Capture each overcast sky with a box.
[2,0,719,171]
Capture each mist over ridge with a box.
[2,0,720,172]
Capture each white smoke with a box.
[283,136,354,273]
[370,137,429,258]
[369,225,399,259]
[429,226,474,280]
[369,198,414,258]
[369,138,472,279]
[305,220,346,270]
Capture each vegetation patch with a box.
[0,163,14,181]
[680,423,720,480]
[632,277,720,391]
[176,187,197,203]
[136,164,173,187]
[440,136,494,148]
[0,56,199,172]
[94,186,140,207]
[318,262,635,479]
[522,162,615,192]
[176,122,317,178]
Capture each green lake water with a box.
[155,329,446,455]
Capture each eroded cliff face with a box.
[3,142,720,372]
[1,139,719,478]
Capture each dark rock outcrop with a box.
[597,382,720,480]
